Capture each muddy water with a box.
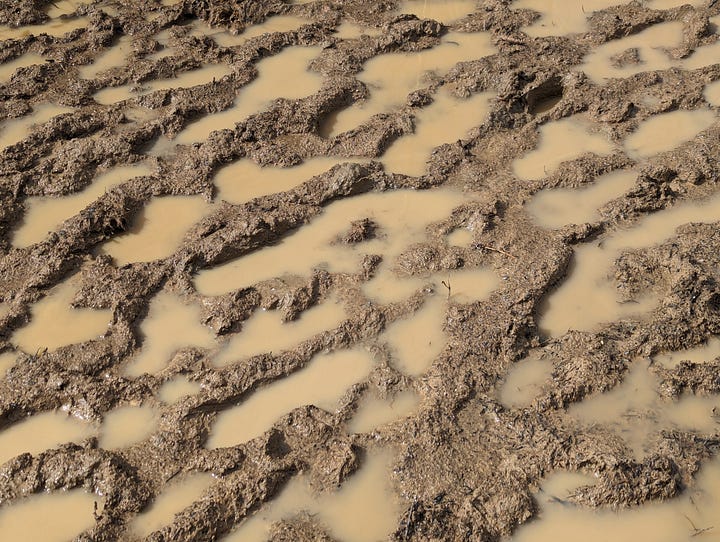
[93,63,232,105]
[158,376,202,404]
[0,17,88,41]
[349,390,420,433]
[125,291,215,376]
[203,15,309,47]
[625,108,716,158]
[499,350,553,408]
[224,450,400,542]
[540,190,720,337]
[99,195,211,266]
[0,53,44,83]
[706,80,720,107]
[14,163,153,248]
[325,32,496,137]
[447,227,474,247]
[334,21,382,40]
[172,46,323,145]
[653,336,720,368]
[398,0,477,23]
[130,473,214,537]
[194,189,468,296]
[0,489,98,542]
[0,351,17,378]
[213,298,346,366]
[214,157,361,204]
[509,459,720,542]
[11,274,112,353]
[46,0,92,17]
[0,104,73,149]
[79,35,132,79]
[646,0,706,8]
[0,411,93,465]
[381,89,495,176]
[207,349,374,447]
[515,0,627,37]
[528,170,636,228]
[513,116,614,181]
[98,405,157,450]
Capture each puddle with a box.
[580,21,684,84]
[214,157,363,205]
[527,169,636,228]
[194,189,469,296]
[568,361,720,458]
[172,46,323,146]
[224,450,401,542]
[705,80,720,107]
[93,63,232,105]
[99,195,212,266]
[0,489,98,542]
[206,15,309,47]
[0,351,17,378]
[540,190,720,337]
[381,89,495,176]
[509,459,720,542]
[0,17,88,42]
[14,163,153,248]
[159,376,202,404]
[499,351,553,408]
[515,0,627,37]
[0,104,73,149]
[98,405,158,450]
[645,0,706,8]
[79,34,133,79]
[397,0,477,23]
[130,473,214,538]
[512,116,615,181]
[325,31,496,137]
[46,0,92,17]
[447,227,474,247]
[349,390,420,433]
[653,336,720,368]
[125,291,215,377]
[11,274,112,354]
[334,21,382,40]
[207,349,374,448]
[213,298,346,367]
[0,53,44,83]
[0,411,94,465]
[625,108,716,158]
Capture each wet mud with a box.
[1,0,720,541]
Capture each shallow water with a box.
[499,350,553,408]
[0,53,45,84]
[0,489,98,542]
[515,0,629,37]
[130,473,214,537]
[0,16,89,42]
[14,163,153,248]
[397,0,477,23]
[11,274,112,353]
[98,405,158,450]
[99,195,212,266]
[158,376,202,404]
[79,34,133,79]
[0,104,73,149]
[705,80,720,107]
[207,348,374,447]
[624,108,716,159]
[349,390,420,433]
[653,336,720,368]
[0,411,93,465]
[0,351,17,378]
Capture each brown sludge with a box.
[1,0,720,541]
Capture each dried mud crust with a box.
[0,0,720,541]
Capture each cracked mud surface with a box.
[1,0,720,540]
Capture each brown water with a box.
[512,116,614,181]
[14,163,153,248]
[540,190,720,337]
[98,405,158,450]
[207,348,374,448]
[199,15,310,48]
[11,274,112,353]
[129,473,215,537]
[0,53,45,83]
[349,390,420,434]
[45,0,92,17]
[79,35,133,80]
[0,411,93,466]
[99,195,212,266]
[194,189,469,296]
[499,350,553,408]
[653,336,720,368]
[213,297,346,367]
[0,489,98,542]
[0,351,17,378]
[706,80,720,107]
[527,169,636,228]
[624,108,716,158]
[325,32,496,137]
[397,0,477,23]
[224,450,401,542]
[172,46,323,146]
[93,63,232,105]
[334,21,382,40]
[0,17,88,42]
[514,0,629,37]
[125,291,215,376]
[0,104,73,149]
[158,376,202,404]
[381,89,495,176]
[447,227,474,247]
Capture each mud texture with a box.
[1,0,720,541]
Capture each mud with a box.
[1,0,720,541]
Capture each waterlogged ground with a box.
[1,0,720,541]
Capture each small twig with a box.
[441,280,451,299]
[474,244,516,258]
[684,514,714,537]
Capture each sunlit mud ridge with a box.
[1,0,720,541]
